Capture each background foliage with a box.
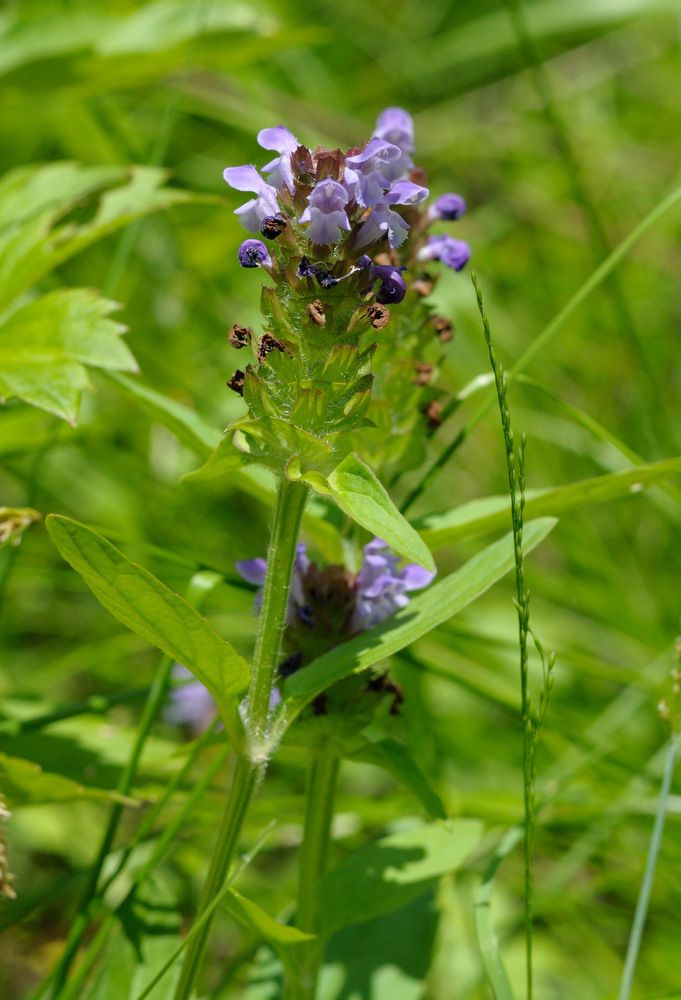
[1,1,680,998]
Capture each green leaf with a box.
[181,434,250,484]
[236,416,334,467]
[284,518,556,715]
[222,888,314,964]
[0,750,136,807]
[415,458,681,549]
[324,892,439,1000]
[0,289,137,423]
[323,453,434,571]
[0,164,210,312]
[318,819,483,936]
[105,371,222,460]
[45,515,250,745]
[345,737,447,820]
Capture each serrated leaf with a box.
[345,737,447,819]
[414,457,681,549]
[318,819,483,935]
[0,164,210,312]
[0,289,137,423]
[322,453,434,571]
[45,516,250,745]
[0,750,136,807]
[290,386,327,430]
[235,417,334,467]
[284,518,556,715]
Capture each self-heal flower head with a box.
[428,193,467,222]
[257,125,300,194]
[344,137,402,209]
[238,239,272,269]
[370,264,407,304]
[417,234,471,271]
[223,165,281,233]
[373,107,415,183]
[299,180,351,245]
[351,538,435,631]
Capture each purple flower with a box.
[344,137,401,209]
[373,107,415,183]
[257,125,300,194]
[297,255,318,278]
[165,665,217,733]
[428,193,466,222]
[370,264,407,304]
[417,234,471,271]
[223,165,281,233]
[354,179,429,250]
[237,543,311,625]
[238,239,272,269]
[351,538,435,631]
[299,180,351,245]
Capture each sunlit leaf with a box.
[343,737,447,820]
[415,458,681,549]
[321,453,435,571]
[318,819,483,936]
[45,516,250,745]
[0,289,136,423]
[0,750,136,807]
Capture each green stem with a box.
[172,476,309,1000]
[617,735,680,1000]
[288,745,339,1000]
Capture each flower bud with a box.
[238,239,272,268]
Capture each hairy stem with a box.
[172,476,309,1000]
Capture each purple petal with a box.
[236,557,267,585]
[428,193,466,221]
[346,137,402,169]
[401,564,436,590]
[257,125,300,193]
[387,180,429,206]
[374,107,414,153]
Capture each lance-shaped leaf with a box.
[45,516,250,745]
[415,457,681,549]
[0,751,136,807]
[284,517,556,716]
[0,289,137,424]
[319,452,434,571]
[222,888,314,968]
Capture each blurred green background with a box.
[1,1,680,998]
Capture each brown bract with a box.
[422,399,443,428]
[366,303,390,330]
[306,300,326,327]
[431,316,454,342]
[226,370,245,395]
[228,324,252,349]
[313,146,345,182]
[412,278,433,297]
[412,361,433,386]
[256,333,292,365]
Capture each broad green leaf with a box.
[0,162,121,232]
[105,371,222,460]
[415,458,681,549]
[222,888,314,964]
[323,453,434,571]
[0,164,209,312]
[323,892,439,1000]
[318,819,483,936]
[284,518,556,715]
[45,516,250,745]
[0,289,136,423]
[0,751,135,807]
[345,737,447,820]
